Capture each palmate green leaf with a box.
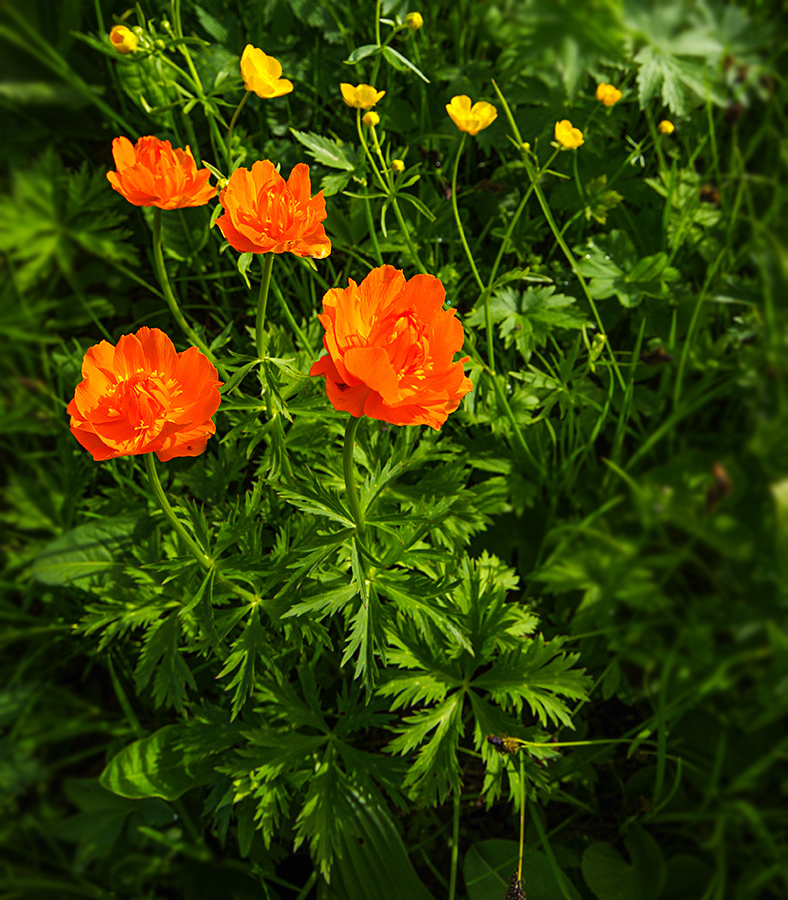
[294,755,357,878]
[387,692,464,803]
[341,584,386,690]
[276,471,355,527]
[135,610,196,714]
[100,725,213,800]
[472,636,590,728]
[577,231,679,308]
[290,128,361,171]
[217,606,266,720]
[0,148,137,290]
[467,285,586,362]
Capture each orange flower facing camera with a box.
[310,265,472,429]
[215,160,331,259]
[68,327,222,462]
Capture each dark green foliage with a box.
[1,0,787,898]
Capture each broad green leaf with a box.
[100,725,214,800]
[330,792,437,900]
[31,516,144,587]
[345,43,380,64]
[582,826,665,900]
[464,840,581,900]
[381,46,430,82]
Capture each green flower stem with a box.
[491,79,626,393]
[151,209,227,380]
[144,453,214,570]
[225,91,250,172]
[356,109,388,193]
[518,754,526,885]
[450,133,484,291]
[448,792,461,900]
[363,194,384,265]
[343,416,367,541]
[256,253,275,361]
[367,121,429,274]
[144,455,268,613]
[270,275,314,355]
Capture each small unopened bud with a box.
[154,39,166,51]
[405,11,423,30]
[392,159,405,174]
[109,24,139,54]
[520,141,531,152]
[362,111,380,127]
[658,119,675,135]
[159,19,172,33]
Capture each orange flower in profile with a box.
[68,327,223,462]
[107,136,216,209]
[310,265,472,429]
[215,160,331,259]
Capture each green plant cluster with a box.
[1,1,786,899]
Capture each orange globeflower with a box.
[310,265,473,430]
[68,327,223,462]
[107,136,216,209]
[215,160,331,259]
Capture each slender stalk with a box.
[226,91,250,171]
[518,754,526,885]
[450,133,484,291]
[448,792,461,900]
[363,194,384,265]
[151,209,226,375]
[143,454,214,570]
[256,253,275,360]
[343,416,366,540]
[367,121,429,273]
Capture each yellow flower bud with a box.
[554,119,584,149]
[520,141,531,153]
[341,83,385,110]
[445,95,497,136]
[595,83,622,106]
[109,25,139,55]
[405,12,424,30]
[362,111,380,127]
[392,159,405,174]
[658,119,675,135]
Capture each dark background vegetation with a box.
[1,1,787,898]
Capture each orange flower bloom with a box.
[310,265,472,429]
[68,327,223,462]
[215,160,331,259]
[106,136,216,209]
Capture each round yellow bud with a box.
[658,119,675,135]
[392,159,405,174]
[109,25,139,55]
[405,12,424,30]
[362,111,380,127]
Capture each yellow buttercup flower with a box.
[445,95,497,136]
[405,12,424,30]
[362,111,380,127]
[392,159,405,174]
[240,45,293,99]
[658,119,675,135]
[555,119,584,149]
[341,83,385,109]
[109,25,138,54]
[596,83,622,107]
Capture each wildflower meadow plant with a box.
[8,2,785,898]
